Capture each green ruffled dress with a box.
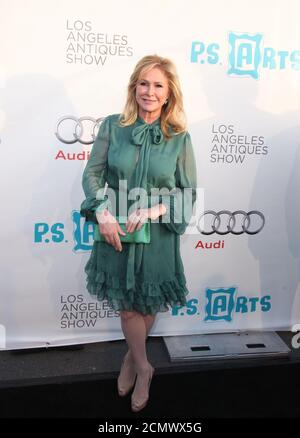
[80,114,197,315]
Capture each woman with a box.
[80,55,197,412]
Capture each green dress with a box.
[80,114,197,315]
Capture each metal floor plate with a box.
[163,332,291,362]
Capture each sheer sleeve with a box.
[80,116,111,224]
[159,132,197,235]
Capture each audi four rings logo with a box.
[55,116,105,144]
[197,210,265,235]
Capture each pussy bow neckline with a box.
[132,116,164,146]
[125,117,164,291]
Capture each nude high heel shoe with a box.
[131,365,155,413]
[117,355,137,397]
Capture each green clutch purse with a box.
[94,219,151,243]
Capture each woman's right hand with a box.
[96,209,126,252]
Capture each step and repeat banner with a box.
[1,0,300,349]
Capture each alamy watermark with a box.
[0,324,6,349]
[95,180,204,234]
[291,324,300,349]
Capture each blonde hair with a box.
[120,54,186,138]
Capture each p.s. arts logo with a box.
[191,31,300,79]
[204,287,271,322]
[171,287,271,322]
[73,211,94,252]
[33,210,94,253]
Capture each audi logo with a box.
[55,116,105,144]
[197,210,265,235]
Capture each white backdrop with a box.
[1,0,300,350]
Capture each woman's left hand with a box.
[126,204,166,233]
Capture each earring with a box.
[164,99,168,105]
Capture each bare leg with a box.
[118,311,156,408]
[120,313,156,370]
[143,314,156,338]
[120,310,150,373]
